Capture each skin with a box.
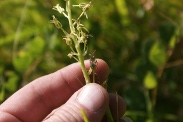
[0,59,126,122]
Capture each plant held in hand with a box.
[51,0,114,121]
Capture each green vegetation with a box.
[1,0,183,121]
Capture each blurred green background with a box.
[1,0,183,121]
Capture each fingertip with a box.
[96,59,110,79]
[109,93,126,120]
[77,83,109,112]
[76,83,109,122]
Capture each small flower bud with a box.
[67,53,73,58]
[53,4,65,14]
[65,37,72,46]
[50,15,62,29]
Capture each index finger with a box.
[0,59,109,122]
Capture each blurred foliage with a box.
[1,0,183,121]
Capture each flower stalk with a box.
[51,1,91,84]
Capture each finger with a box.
[0,59,109,122]
[44,83,109,122]
[101,94,126,122]
[109,93,126,120]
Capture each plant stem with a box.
[76,44,91,84]
[144,89,154,121]
[66,0,91,84]
[80,110,89,122]
[66,0,75,33]
[106,107,114,122]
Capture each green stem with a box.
[80,110,89,122]
[66,0,91,84]
[144,89,154,121]
[76,44,91,84]
[66,0,75,33]
[106,107,114,122]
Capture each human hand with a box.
[0,59,126,122]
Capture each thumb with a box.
[43,83,109,122]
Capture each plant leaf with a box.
[143,71,157,89]
[149,41,166,67]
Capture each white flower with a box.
[53,4,65,14]
[67,53,73,58]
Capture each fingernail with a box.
[77,84,105,111]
